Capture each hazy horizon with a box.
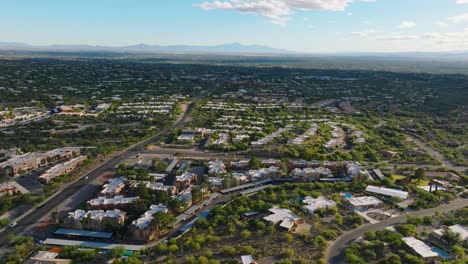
[1,0,468,53]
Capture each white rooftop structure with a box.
[101,177,127,196]
[208,160,226,175]
[303,196,337,214]
[177,133,195,141]
[144,182,176,193]
[366,185,408,200]
[39,155,87,183]
[68,209,125,221]
[346,196,383,208]
[402,237,438,258]
[88,196,139,207]
[248,167,279,181]
[132,204,168,229]
[241,255,255,264]
[208,177,223,187]
[433,224,468,242]
[264,206,300,230]
[212,133,230,145]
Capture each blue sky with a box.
[1,0,468,53]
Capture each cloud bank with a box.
[198,0,375,26]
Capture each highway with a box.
[0,92,206,247]
[325,198,468,264]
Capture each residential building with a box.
[303,196,337,214]
[101,177,127,197]
[0,152,46,177]
[26,251,71,264]
[432,224,468,243]
[138,181,177,196]
[344,196,383,210]
[175,172,197,191]
[64,209,126,231]
[248,167,280,181]
[366,185,409,200]
[263,206,301,231]
[0,181,18,197]
[39,156,87,183]
[229,160,250,170]
[87,196,139,210]
[208,160,227,175]
[290,167,333,181]
[130,204,168,241]
[402,237,439,261]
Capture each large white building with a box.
[366,185,408,200]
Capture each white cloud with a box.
[198,0,375,25]
[448,13,468,23]
[397,20,416,29]
[456,0,468,4]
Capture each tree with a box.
[282,248,294,258]
[151,211,175,234]
[152,158,167,173]
[451,245,465,259]
[249,157,262,170]
[222,246,237,256]
[109,246,125,259]
[240,229,251,239]
[441,228,462,246]
[414,168,426,180]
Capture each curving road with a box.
[0,92,209,247]
[325,198,468,264]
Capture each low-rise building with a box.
[138,181,177,196]
[175,172,197,191]
[130,204,169,241]
[303,196,337,214]
[87,196,139,210]
[344,196,383,210]
[177,133,195,142]
[64,209,126,231]
[39,155,87,183]
[402,237,439,261]
[366,185,409,200]
[26,251,71,264]
[291,167,333,181]
[101,177,127,197]
[248,167,280,181]
[0,152,46,177]
[208,160,227,175]
[432,224,468,243]
[263,206,301,231]
[229,160,250,170]
[0,181,18,197]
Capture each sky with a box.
[1,0,468,53]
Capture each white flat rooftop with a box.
[402,237,438,258]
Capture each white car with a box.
[8,222,17,228]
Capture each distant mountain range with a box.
[1,42,468,60]
[0,42,294,54]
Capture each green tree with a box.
[109,246,125,259]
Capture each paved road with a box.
[0,93,207,247]
[325,198,468,264]
[406,134,467,172]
